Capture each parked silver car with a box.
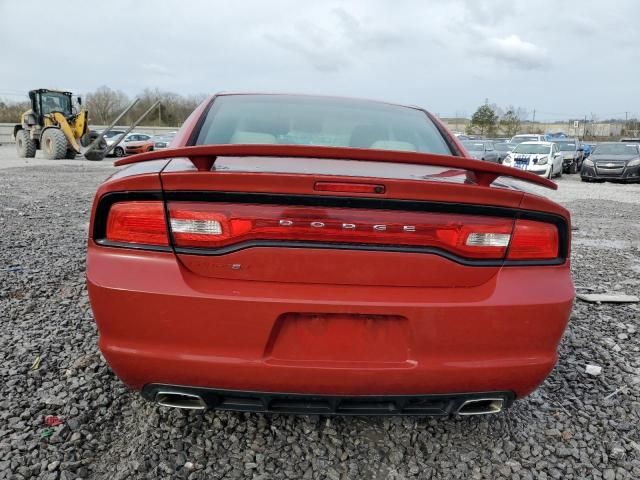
[461,140,500,163]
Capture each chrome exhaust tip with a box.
[457,398,504,416]
[155,391,207,410]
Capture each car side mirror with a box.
[77,96,82,106]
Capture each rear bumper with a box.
[87,246,574,400]
[142,384,515,415]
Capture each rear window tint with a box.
[194,95,452,155]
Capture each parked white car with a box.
[502,141,564,178]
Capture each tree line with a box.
[0,86,207,127]
[466,104,528,137]
[465,103,640,138]
[0,99,30,123]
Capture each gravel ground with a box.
[0,144,639,480]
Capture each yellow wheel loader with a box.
[13,89,106,161]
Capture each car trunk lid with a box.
[110,145,562,288]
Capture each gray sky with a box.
[1,0,638,121]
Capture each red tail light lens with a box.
[101,201,562,262]
[106,201,169,246]
[507,219,559,260]
[168,202,516,259]
[314,182,386,194]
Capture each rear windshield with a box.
[194,95,452,155]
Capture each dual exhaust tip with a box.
[156,391,207,410]
[154,391,505,416]
[456,398,505,416]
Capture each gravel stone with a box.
[586,364,603,375]
[0,146,639,479]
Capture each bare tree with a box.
[500,109,521,137]
[489,103,505,118]
[120,88,206,127]
[498,105,528,136]
[85,86,130,124]
[0,99,31,123]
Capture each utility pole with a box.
[583,115,587,139]
[531,109,536,133]
[625,112,629,136]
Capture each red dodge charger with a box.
[87,94,574,416]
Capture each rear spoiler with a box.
[114,144,557,190]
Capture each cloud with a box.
[568,16,598,35]
[264,26,351,73]
[477,34,550,70]
[264,8,405,73]
[332,8,405,50]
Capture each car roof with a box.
[519,141,553,145]
[215,92,426,113]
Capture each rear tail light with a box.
[167,202,516,259]
[100,201,562,262]
[465,233,511,247]
[105,201,169,246]
[507,219,559,260]
[170,218,223,235]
